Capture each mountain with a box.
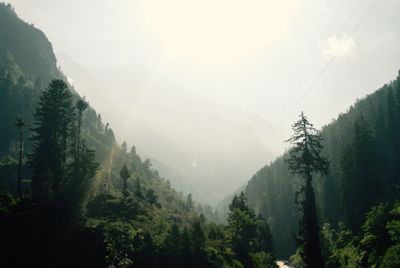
[0,4,59,83]
[0,1,201,224]
[57,53,282,205]
[0,0,198,244]
[224,70,400,258]
[0,4,276,267]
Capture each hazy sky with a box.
[8,0,400,121]
[8,0,400,135]
[7,0,400,203]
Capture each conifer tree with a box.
[186,193,193,209]
[71,99,88,179]
[163,224,181,264]
[339,114,378,232]
[227,192,259,267]
[65,97,99,219]
[130,145,136,155]
[121,141,127,153]
[29,79,75,200]
[145,188,157,205]
[65,141,98,220]
[256,213,274,253]
[134,177,143,198]
[74,99,88,160]
[286,112,329,268]
[120,164,130,199]
[15,117,25,198]
[191,219,206,255]
[181,226,192,256]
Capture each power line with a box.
[230,0,382,177]
[272,0,380,128]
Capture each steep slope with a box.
[0,4,59,83]
[229,70,400,258]
[0,4,274,267]
[0,2,195,225]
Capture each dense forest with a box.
[2,2,400,267]
[0,3,276,268]
[235,69,400,266]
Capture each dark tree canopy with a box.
[339,114,379,232]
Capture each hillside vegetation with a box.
[0,3,276,267]
[238,70,400,265]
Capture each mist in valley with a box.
[2,1,400,267]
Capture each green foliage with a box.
[339,114,379,232]
[322,201,400,268]
[102,221,135,268]
[321,222,363,267]
[381,245,400,268]
[0,191,17,216]
[65,140,99,219]
[145,188,158,206]
[191,219,206,255]
[0,5,255,268]
[133,177,143,199]
[361,203,392,265]
[86,194,142,221]
[250,252,276,268]
[241,72,400,258]
[226,192,276,267]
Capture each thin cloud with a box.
[319,35,356,60]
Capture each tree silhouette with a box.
[74,98,88,160]
[286,112,329,268]
[120,164,130,199]
[134,177,143,198]
[186,193,193,209]
[121,141,127,153]
[15,117,25,198]
[29,79,75,200]
[145,188,157,205]
[227,192,258,267]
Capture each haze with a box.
[8,0,400,205]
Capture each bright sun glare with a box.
[138,0,301,65]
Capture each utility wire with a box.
[273,0,380,128]
[228,0,381,181]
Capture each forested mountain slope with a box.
[240,70,400,258]
[0,2,185,211]
[0,3,276,267]
[0,2,200,264]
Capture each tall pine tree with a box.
[29,79,75,201]
[120,164,130,199]
[286,112,329,267]
[15,117,25,198]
